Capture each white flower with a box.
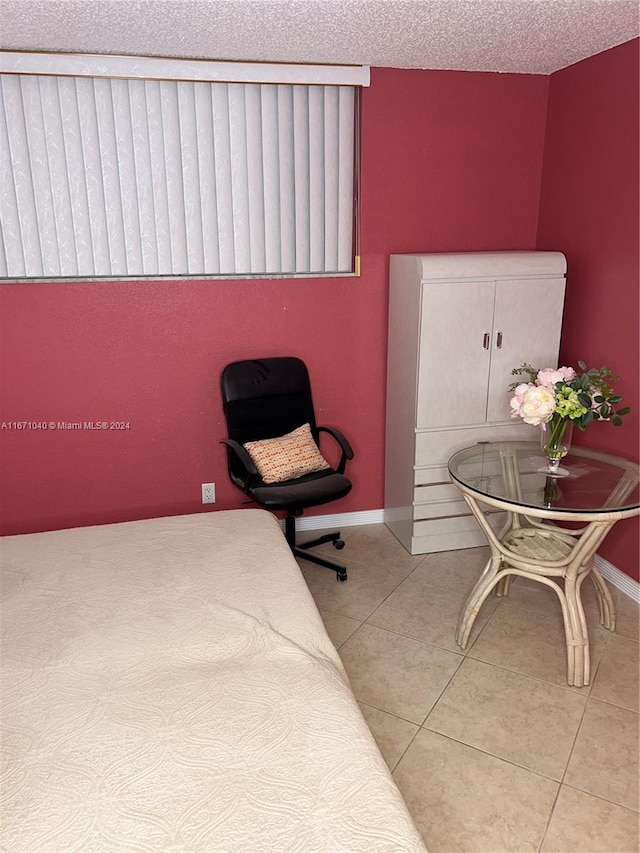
[513,385,557,425]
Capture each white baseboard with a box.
[288,509,640,603]
[594,554,640,603]
[293,508,386,531]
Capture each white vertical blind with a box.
[0,72,357,279]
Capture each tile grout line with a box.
[390,725,422,776]
[351,562,425,626]
[587,693,640,716]
[537,781,564,852]
[356,699,421,728]
[409,727,565,785]
[561,782,640,814]
[536,683,602,849]
[463,651,600,696]
[357,619,467,659]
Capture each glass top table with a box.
[448,441,639,520]
[447,441,639,687]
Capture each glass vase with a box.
[540,416,573,476]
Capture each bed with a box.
[1,509,426,852]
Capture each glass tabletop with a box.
[448,441,640,514]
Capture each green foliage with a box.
[509,363,538,388]
[509,362,630,431]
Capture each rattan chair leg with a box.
[494,574,513,597]
[455,556,503,648]
[564,575,590,687]
[590,566,616,630]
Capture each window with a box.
[0,53,369,280]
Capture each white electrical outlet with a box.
[201,483,216,504]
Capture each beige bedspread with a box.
[1,509,426,852]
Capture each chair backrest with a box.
[221,358,318,448]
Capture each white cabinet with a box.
[384,251,567,555]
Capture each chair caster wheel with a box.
[337,571,347,582]
[333,539,345,550]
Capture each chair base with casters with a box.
[232,468,352,582]
[284,511,347,582]
[220,357,355,583]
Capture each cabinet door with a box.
[417,280,495,428]
[486,278,566,423]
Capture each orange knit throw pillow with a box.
[244,423,330,484]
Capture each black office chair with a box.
[220,357,354,581]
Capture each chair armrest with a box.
[317,426,354,475]
[220,439,259,477]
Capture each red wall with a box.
[0,67,549,537]
[537,39,639,580]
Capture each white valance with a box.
[0,51,370,87]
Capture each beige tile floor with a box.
[298,524,640,853]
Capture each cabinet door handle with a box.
[483,333,490,350]
[496,331,503,349]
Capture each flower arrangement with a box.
[509,362,629,429]
[509,363,629,471]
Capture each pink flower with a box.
[510,385,556,425]
[536,366,576,388]
[558,366,576,382]
[509,383,533,418]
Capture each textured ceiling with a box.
[0,0,638,75]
